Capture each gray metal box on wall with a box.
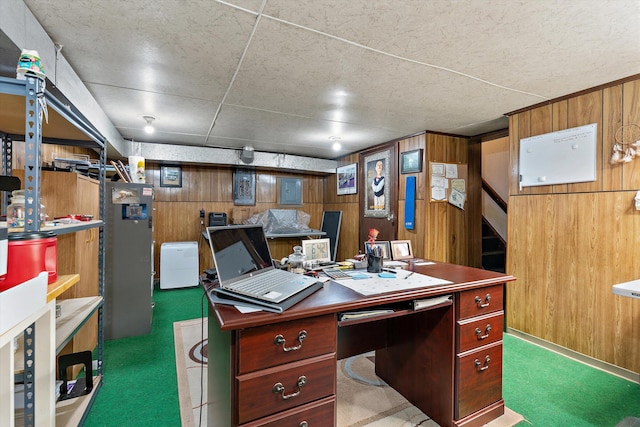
[104,182,154,340]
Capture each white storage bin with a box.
[160,241,199,289]
[0,271,47,334]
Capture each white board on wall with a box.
[519,123,597,188]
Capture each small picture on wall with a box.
[337,163,357,195]
[160,165,182,187]
[400,149,423,174]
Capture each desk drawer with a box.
[237,353,336,424]
[240,396,336,427]
[457,284,503,320]
[238,314,336,374]
[457,311,503,353]
[456,341,503,419]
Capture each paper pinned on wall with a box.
[429,162,467,202]
[432,187,446,200]
[449,188,465,209]
[445,164,459,178]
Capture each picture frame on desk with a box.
[160,165,182,187]
[364,240,391,260]
[390,240,413,260]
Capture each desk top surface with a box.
[203,260,516,331]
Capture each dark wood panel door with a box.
[359,143,398,247]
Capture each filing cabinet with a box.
[455,284,505,422]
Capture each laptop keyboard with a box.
[228,270,307,296]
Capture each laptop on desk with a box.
[206,225,323,312]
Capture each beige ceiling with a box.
[15,0,640,160]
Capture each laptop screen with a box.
[206,225,274,284]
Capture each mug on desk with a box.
[366,253,383,273]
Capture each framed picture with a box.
[160,165,182,187]
[233,168,256,205]
[337,163,357,195]
[390,240,414,260]
[364,240,391,260]
[400,149,423,174]
[364,149,391,217]
[278,177,302,205]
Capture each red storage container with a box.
[0,231,57,292]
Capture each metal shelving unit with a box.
[0,75,107,426]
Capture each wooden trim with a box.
[505,73,640,116]
[481,179,507,213]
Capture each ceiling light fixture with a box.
[143,115,156,134]
[329,136,341,151]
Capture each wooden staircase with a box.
[481,219,506,273]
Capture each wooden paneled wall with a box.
[146,162,326,273]
[323,153,361,263]
[395,133,474,265]
[324,133,474,266]
[8,130,477,299]
[506,76,640,373]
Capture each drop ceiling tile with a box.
[86,83,216,140]
[24,0,258,100]
[263,0,640,98]
[209,104,400,158]
[226,17,542,135]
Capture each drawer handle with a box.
[299,422,309,427]
[475,324,492,340]
[274,330,307,352]
[272,376,307,400]
[474,355,491,371]
[474,293,491,308]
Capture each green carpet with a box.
[503,334,640,426]
[84,286,206,427]
[84,286,640,426]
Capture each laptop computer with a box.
[206,224,323,312]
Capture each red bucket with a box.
[0,231,57,292]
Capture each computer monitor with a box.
[320,211,342,261]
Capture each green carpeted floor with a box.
[504,334,640,426]
[84,286,640,426]
[84,286,206,427]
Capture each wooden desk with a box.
[204,261,516,427]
